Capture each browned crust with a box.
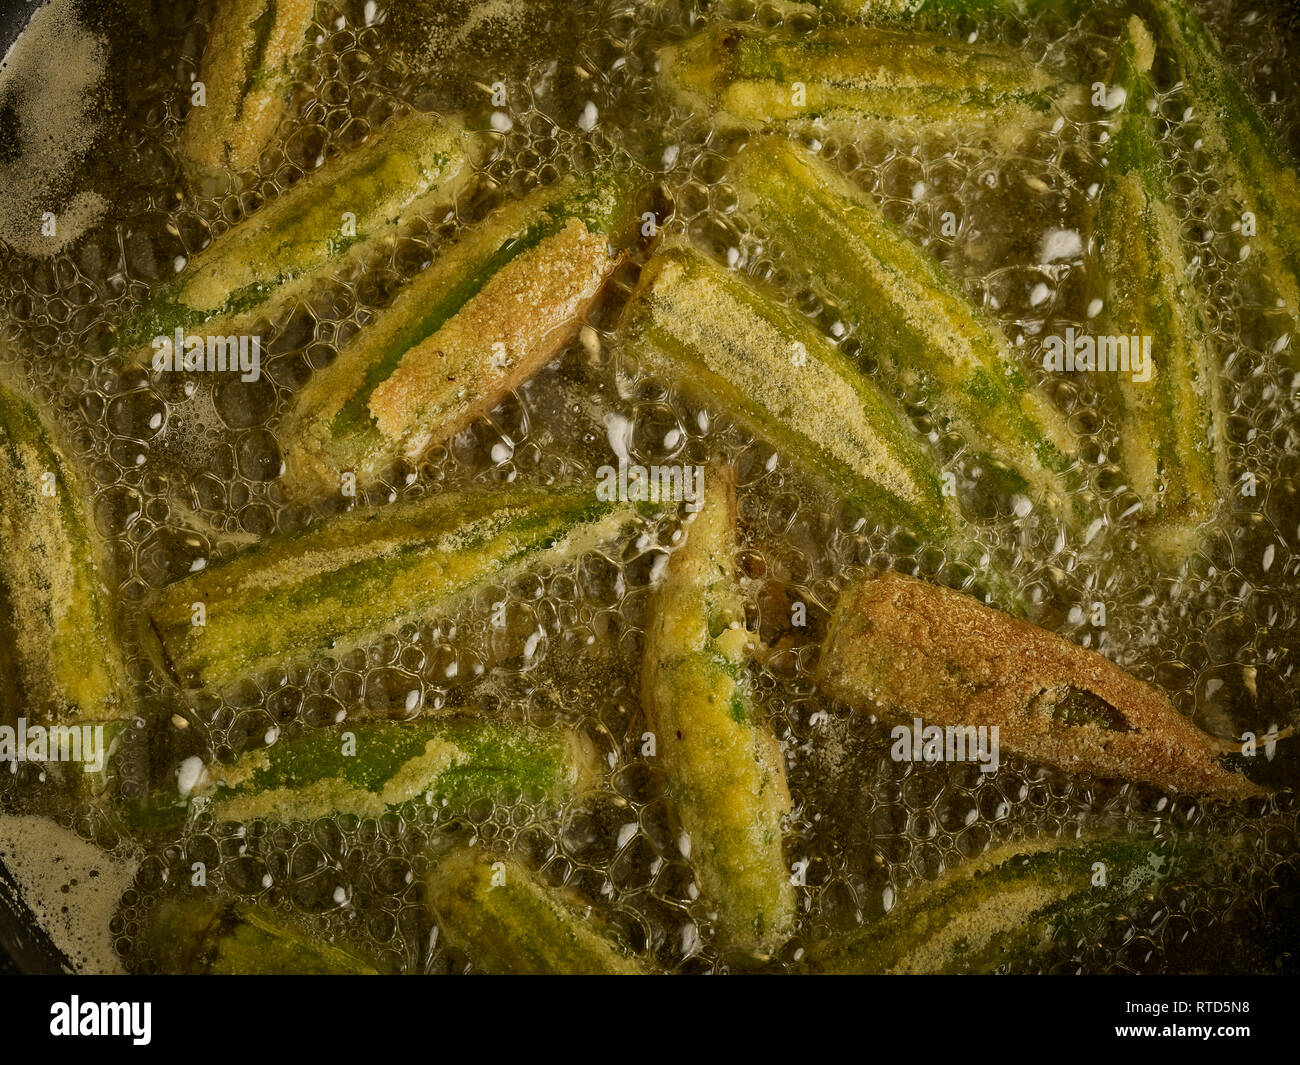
[368,218,618,460]
[818,571,1262,799]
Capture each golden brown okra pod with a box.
[180,0,319,175]
[817,570,1263,799]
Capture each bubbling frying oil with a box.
[0,0,1297,973]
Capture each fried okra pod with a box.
[659,22,1075,145]
[0,378,125,726]
[128,112,474,356]
[179,0,319,175]
[425,847,647,975]
[1139,0,1300,364]
[805,834,1213,974]
[144,483,633,693]
[730,138,1079,521]
[642,464,794,952]
[620,246,1021,609]
[279,170,632,497]
[1090,17,1228,560]
[817,570,1262,799]
[147,897,381,974]
[133,718,601,830]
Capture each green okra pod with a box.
[730,137,1079,519]
[620,246,1022,611]
[143,483,633,693]
[658,22,1072,145]
[280,170,633,498]
[425,846,647,974]
[146,896,381,974]
[180,0,319,175]
[127,111,474,355]
[1139,0,1300,359]
[145,717,600,826]
[1089,17,1227,560]
[642,464,794,952]
[817,570,1263,798]
[621,246,951,540]
[805,834,1210,974]
[0,376,126,726]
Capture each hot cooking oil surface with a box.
[0,0,1297,973]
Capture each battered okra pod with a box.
[179,0,318,175]
[0,377,125,726]
[149,718,600,826]
[143,483,633,692]
[817,571,1262,798]
[808,0,1086,22]
[621,246,951,540]
[147,897,381,974]
[620,246,1022,609]
[730,138,1079,517]
[1092,18,1227,559]
[658,22,1072,144]
[280,171,631,498]
[641,464,794,952]
[1139,0,1300,357]
[127,111,474,354]
[805,834,1205,974]
[425,847,646,974]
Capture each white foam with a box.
[0,816,137,974]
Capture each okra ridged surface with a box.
[122,110,476,354]
[804,833,1224,974]
[0,376,126,726]
[425,847,648,975]
[143,482,636,692]
[622,245,953,540]
[641,465,794,952]
[620,245,1027,609]
[728,137,1080,519]
[136,718,601,828]
[659,21,1074,146]
[179,0,320,176]
[279,169,636,496]
[0,0,1297,977]
[1138,0,1300,362]
[1092,16,1228,561]
[146,896,383,974]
